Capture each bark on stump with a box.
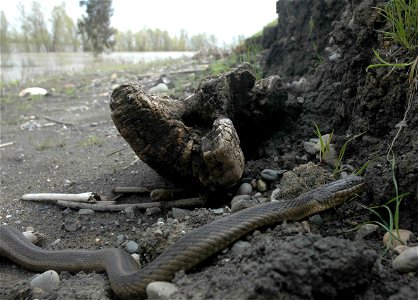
[110,63,290,190]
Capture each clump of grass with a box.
[376,0,418,52]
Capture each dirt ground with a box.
[1,56,417,300]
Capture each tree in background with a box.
[0,11,12,54]
[16,1,51,52]
[78,0,116,55]
[50,3,80,52]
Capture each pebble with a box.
[23,231,38,244]
[260,169,279,182]
[124,206,140,218]
[125,241,139,254]
[231,199,258,213]
[172,208,191,221]
[303,141,317,154]
[64,216,81,232]
[149,83,169,94]
[392,246,418,273]
[383,229,413,249]
[131,253,141,265]
[354,223,379,241]
[231,195,251,206]
[256,179,267,192]
[30,270,60,292]
[146,207,161,216]
[270,187,281,201]
[308,214,323,227]
[146,281,178,300]
[394,245,410,255]
[78,209,95,215]
[116,234,125,246]
[231,240,251,256]
[212,208,224,215]
[236,183,252,195]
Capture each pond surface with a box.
[0,51,196,83]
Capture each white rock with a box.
[392,246,418,273]
[23,231,38,244]
[303,141,317,154]
[383,229,413,249]
[19,87,48,97]
[146,281,178,300]
[30,270,60,292]
[231,240,251,256]
[149,83,169,94]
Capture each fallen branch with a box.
[21,192,100,203]
[0,142,14,148]
[56,197,205,212]
[43,116,75,126]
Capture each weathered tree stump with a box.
[110,63,290,190]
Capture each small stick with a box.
[43,116,75,126]
[56,197,205,212]
[21,192,100,203]
[0,142,14,148]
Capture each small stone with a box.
[392,246,418,273]
[270,187,281,201]
[231,195,251,206]
[257,179,267,192]
[260,169,279,182]
[394,245,410,255]
[304,141,317,154]
[146,207,161,216]
[253,192,262,199]
[322,144,337,167]
[236,183,252,195]
[131,253,141,265]
[231,199,257,213]
[64,215,81,232]
[308,214,323,227]
[146,281,178,300]
[30,270,60,292]
[212,208,224,215]
[116,234,125,246]
[383,229,413,249]
[149,83,169,94]
[62,208,72,216]
[231,240,251,256]
[296,96,304,103]
[23,231,38,244]
[125,241,139,254]
[314,134,332,151]
[78,209,95,215]
[124,206,140,218]
[354,224,379,241]
[172,208,191,221]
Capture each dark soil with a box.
[1,0,418,299]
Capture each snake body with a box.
[0,175,364,299]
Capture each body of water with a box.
[0,51,196,83]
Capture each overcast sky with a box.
[2,0,278,45]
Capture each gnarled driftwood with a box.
[109,63,290,190]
